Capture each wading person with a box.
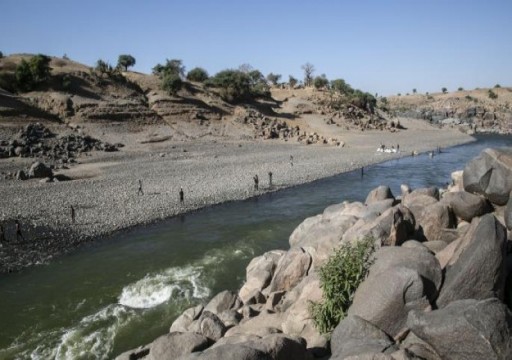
[254,175,259,191]
[70,205,76,224]
[15,220,25,242]
[137,179,144,196]
[268,171,273,188]
[179,187,184,204]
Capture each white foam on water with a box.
[118,265,210,309]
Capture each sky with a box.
[1,0,511,96]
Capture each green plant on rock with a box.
[162,73,183,95]
[488,89,498,99]
[186,67,209,82]
[310,237,375,334]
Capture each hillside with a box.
[386,88,512,134]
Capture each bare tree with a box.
[301,62,315,87]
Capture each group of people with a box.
[377,144,400,153]
[0,220,26,246]
[137,180,185,204]
[253,171,274,191]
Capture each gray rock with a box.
[436,214,507,308]
[28,161,53,178]
[400,332,442,360]
[149,332,209,360]
[421,240,448,254]
[217,309,243,329]
[415,202,455,241]
[239,251,284,303]
[506,192,512,230]
[204,290,241,315]
[170,304,204,333]
[331,315,394,359]
[365,185,395,205]
[115,345,150,360]
[410,187,440,201]
[246,334,308,360]
[348,266,432,337]
[197,311,227,341]
[269,248,311,292]
[402,193,438,220]
[177,344,272,360]
[407,298,512,360]
[463,147,512,205]
[440,191,492,222]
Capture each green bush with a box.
[288,75,298,88]
[310,237,375,334]
[458,87,464,91]
[207,68,269,102]
[266,72,281,85]
[351,90,377,112]
[162,73,182,95]
[14,54,52,92]
[0,51,3,58]
[330,79,353,95]
[153,59,185,78]
[15,59,35,91]
[186,67,209,82]
[488,89,498,99]
[494,84,501,88]
[313,75,329,89]
[441,87,447,94]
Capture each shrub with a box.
[488,89,498,99]
[310,237,375,334]
[153,59,185,78]
[412,88,417,94]
[0,71,16,92]
[266,72,281,85]
[313,74,329,89]
[186,67,209,82]
[0,51,3,58]
[494,84,501,88]
[351,90,377,112]
[458,87,464,91]
[95,59,114,77]
[207,68,269,102]
[15,59,35,92]
[441,87,447,94]
[161,73,182,95]
[288,75,298,88]
[330,79,353,95]
[14,54,52,92]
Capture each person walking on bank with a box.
[290,155,294,167]
[137,179,144,196]
[268,171,273,188]
[70,205,76,224]
[15,220,25,242]
[254,175,259,191]
[179,187,184,204]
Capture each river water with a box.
[0,135,510,359]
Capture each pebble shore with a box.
[0,127,475,273]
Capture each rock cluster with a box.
[118,146,512,359]
[0,122,123,164]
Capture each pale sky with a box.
[2,0,511,95]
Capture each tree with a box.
[266,73,281,86]
[412,88,417,94]
[162,73,182,95]
[186,67,209,82]
[331,79,353,95]
[207,69,252,102]
[301,62,315,87]
[488,89,498,99]
[494,84,501,88]
[95,59,115,77]
[0,51,3,58]
[313,74,329,89]
[15,59,35,92]
[153,59,185,78]
[458,87,464,91]
[238,63,253,74]
[117,54,136,71]
[442,87,447,94]
[288,75,298,88]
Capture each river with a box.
[0,135,510,359]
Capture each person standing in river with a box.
[179,187,184,204]
[268,171,273,188]
[137,179,144,196]
[254,175,259,191]
[70,205,76,224]
[15,220,25,242]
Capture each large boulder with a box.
[192,311,227,341]
[463,147,512,205]
[269,248,311,293]
[407,298,512,360]
[331,315,395,359]
[440,191,492,222]
[402,193,438,221]
[204,290,241,315]
[506,193,512,230]
[177,344,272,360]
[246,334,309,360]
[149,332,209,360]
[239,251,284,303]
[365,185,395,205]
[170,304,204,332]
[347,266,432,338]
[415,202,456,241]
[28,161,53,178]
[436,214,507,308]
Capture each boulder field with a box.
[117,147,512,360]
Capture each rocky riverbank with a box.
[0,119,475,273]
[117,147,512,360]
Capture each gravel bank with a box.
[0,125,474,272]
